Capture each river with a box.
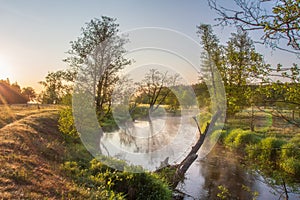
[100,115,299,199]
[178,144,300,200]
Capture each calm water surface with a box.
[102,116,300,199]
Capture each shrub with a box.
[245,143,261,161]
[281,143,300,159]
[63,158,171,200]
[224,128,243,147]
[99,113,118,132]
[280,136,300,176]
[259,137,286,163]
[156,166,177,184]
[61,161,81,177]
[280,157,300,177]
[118,172,171,200]
[58,107,78,137]
[233,131,261,149]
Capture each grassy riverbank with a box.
[0,106,172,199]
[213,108,300,186]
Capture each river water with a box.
[178,144,300,200]
[101,116,300,200]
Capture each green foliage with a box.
[99,113,118,132]
[233,131,261,149]
[223,129,261,150]
[197,111,212,132]
[217,184,259,200]
[39,70,75,104]
[131,106,149,120]
[62,158,172,200]
[280,157,300,177]
[224,128,242,147]
[58,107,78,138]
[259,137,286,163]
[279,135,300,177]
[155,166,177,184]
[134,69,180,115]
[65,16,131,119]
[255,64,300,127]
[112,172,172,200]
[130,105,167,120]
[281,143,300,160]
[217,185,231,200]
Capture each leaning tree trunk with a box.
[168,110,222,188]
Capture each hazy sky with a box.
[0,0,298,91]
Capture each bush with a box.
[245,143,260,161]
[280,136,300,176]
[224,128,243,147]
[281,143,300,159]
[233,131,261,149]
[58,107,78,137]
[62,158,171,200]
[280,157,300,177]
[259,137,286,163]
[118,172,171,200]
[99,113,118,132]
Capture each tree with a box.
[11,82,21,93]
[65,16,130,119]
[208,0,300,54]
[256,63,300,127]
[198,25,266,117]
[39,70,75,104]
[197,24,226,111]
[0,80,27,104]
[224,29,267,116]
[21,87,36,102]
[135,69,180,117]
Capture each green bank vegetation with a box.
[2,1,298,198]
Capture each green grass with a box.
[220,108,300,184]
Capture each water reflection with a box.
[102,115,199,170]
[178,145,300,200]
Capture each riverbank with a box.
[203,109,300,199]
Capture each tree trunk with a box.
[168,110,222,188]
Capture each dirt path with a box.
[0,105,61,129]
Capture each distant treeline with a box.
[0,79,36,104]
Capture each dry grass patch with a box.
[0,110,82,199]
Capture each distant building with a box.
[0,82,27,104]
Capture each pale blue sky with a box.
[0,0,298,91]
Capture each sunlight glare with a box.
[0,55,12,80]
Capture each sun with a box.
[0,55,12,80]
